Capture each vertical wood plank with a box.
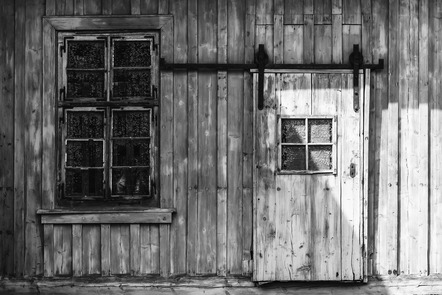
[110,225,129,275]
[197,0,217,274]
[362,13,373,64]
[131,0,141,14]
[140,225,152,274]
[342,25,362,62]
[332,0,342,14]
[72,225,82,276]
[274,14,284,64]
[361,0,372,15]
[255,25,274,66]
[65,0,75,15]
[343,0,361,24]
[14,0,26,277]
[102,0,112,14]
[130,224,141,275]
[112,0,131,14]
[314,25,332,63]
[418,0,430,276]
[304,0,314,14]
[283,25,303,63]
[332,14,343,63]
[151,225,160,273]
[0,0,15,276]
[284,0,304,24]
[53,225,72,276]
[429,0,442,274]
[314,0,332,24]
[74,0,84,15]
[227,0,245,275]
[101,224,111,276]
[158,0,168,14]
[43,225,54,277]
[256,0,274,24]
[303,15,314,63]
[371,0,388,276]
[242,0,256,276]
[84,0,102,15]
[24,0,44,276]
[217,0,228,277]
[170,0,188,276]
[141,0,159,14]
[55,0,66,15]
[186,0,198,276]
[159,13,173,277]
[46,0,56,15]
[82,225,100,275]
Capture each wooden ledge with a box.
[37,209,175,224]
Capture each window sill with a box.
[37,208,175,224]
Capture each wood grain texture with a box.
[14,0,26,277]
[303,15,314,63]
[72,225,83,276]
[24,0,44,276]
[84,0,102,15]
[141,0,159,14]
[256,0,274,24]
[40,212,173,224]
[130,224,141,275]
[343,0,361,24]
[101,224,111,276]
[0,0,15,276]
[342,25,361,62]
[43,225,54,277]
[283,25,303,63]
[314,25,332,63]
[332,14,343,63]
[53,225,72,276]
[112,0,131,14]
[284,0,303,24]
[83,225,100,275]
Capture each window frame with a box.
[42,16,173,210]
[277,115,338,175]
[57,32,159,206]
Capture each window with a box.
[279,116,337,174]
[57,32,159,206]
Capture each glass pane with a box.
[67,71,105,99]
[113,111,150,137]
[67,41,105,69]
[112,168,150,195]
[308,145,333,171]
[66,169,104,196]
[66,141,103,167]
[308,119,333,143]
[114,41,151,67]
[112,140,150,166]
[67,111,104,138]
[281,119,306,143]
[112,69,151,98]
[281,146,306,170]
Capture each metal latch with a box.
[350,163,356,178]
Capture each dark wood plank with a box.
[74,0,84,15]
[141,0,159,14]
[84,0,102,15]
[112,0,131,14]
[196,0,217,274]
[158,0,168,14]
[55,0,66,15]
[284,0,304,24]
[24,0,45,276]
[314,0,332,24]
[0,0,15,276]
[72,225,82,276]
[43,225,54,277]
[130,224,141,275]
[169,0,188,275]
[65,0,75,15]
[14,0,26,277]
[227,0,245,275]
[186,0,198,276]
[53,225,72,276]
[256,0,274,24]
[131,0,141,14]
[46,0,56,15]
[343,0,361,24]
[101,224,111,276]
[303,14,314,63]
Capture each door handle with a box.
[350,163,356,178]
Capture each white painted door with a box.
[253,71,369,282]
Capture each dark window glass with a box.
[67,111,104,139]
[66,169,104,196]
[114,41,151,67]
[309,145,333,171]
[281,119,306,143]
[281,146,306,170]
[112,168,150,195]
[308,119,333,143]
[112,140,150,166]
[112,69,152,98]
[66,141,103,167]
[67,41,105,69]
[67,71,105,99]
[113,111,150,137]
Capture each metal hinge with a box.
[349,44,363,112]
[152,85,158,99]
[59,86,66,101]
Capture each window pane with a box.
[281,119,306,143]
[113,111,150,138]
[112,69,151,98]
[112,140,150,166]
[308,145,333,171]
[67,41,105,69]
[114,40,151,67]
[308,119,333,143]
[67,71,105,99]
[67,111,104,139]
[66,169,104,196]
[281,146,306,170]
[66,141,103,167]
[112,168,150,195]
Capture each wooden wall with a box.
[0,0,441,279]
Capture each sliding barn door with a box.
[253,71,369,282]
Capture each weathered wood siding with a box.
[0,0,441,278]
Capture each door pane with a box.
[281,146,306,170]
[281,119,306,143]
